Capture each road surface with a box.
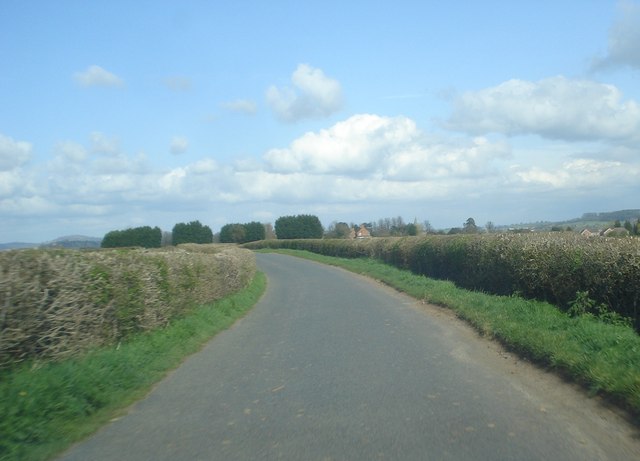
[58,253,639,460]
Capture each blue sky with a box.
[1,1,639,242]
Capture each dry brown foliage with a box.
[0,245,255,368]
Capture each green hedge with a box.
[244,234,640,329]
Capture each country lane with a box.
[57,253,640,460]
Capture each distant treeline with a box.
[102,226,162,248]
[219,221,265,244]
[581,209,640,222]
[102,221,214,248]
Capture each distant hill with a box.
[504,209,640,232]
[0,242,39,251]
[578,209,640,223]
[0,236,103,251]
[40,235,102,249]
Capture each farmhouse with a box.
[356,224,371,239]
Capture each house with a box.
[356,224,371,239]
[602,227,629,237]
[580,229,599,238]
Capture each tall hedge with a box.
[172,220,213,245]
[101,226,162,248]
[219,222,265,244]
[244,234,640,330]
[275,214,323,239]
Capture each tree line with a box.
[100,214,475,248]
[105,213,634,249]
[102,221,213,248]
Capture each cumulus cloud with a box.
[592,0,640,71]
[170,136,189,155]
[221,99,257,115]
[0,133,32,170]
[55,141,87,163]
[513,158,637,190]
[5,112,640,242]
[266,64,343,122]
[90,132,120,155]
[445,76,640,142]
[74,65,124,88]
[265,114,510,180]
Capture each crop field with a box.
[0,245,255,369]
[245,233,640,330]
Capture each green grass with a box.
[0,272,266,461]
[261,249,640,420]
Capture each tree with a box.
[264,223,276,240]
[101,226,162,248]
[244,221,266,242]
[275,214,323,239]
[325,221,353,239]
[624,220,633,233]
[485,221,496,233]
[172,220,213,245]
[219,223,245,243]
[219,222,266,244]
[463,217,478,234]
[405,223,418,236]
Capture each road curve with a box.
[58,253,639,460]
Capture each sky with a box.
[1,1,639,242]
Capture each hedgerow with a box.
[244,234,640,329]
[0,245,255,369]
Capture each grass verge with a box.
[261,249,640,421]
[0,271,266,461]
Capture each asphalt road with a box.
[58,253,639,460]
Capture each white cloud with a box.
[55,141,87,163]
[266,64,343,122]
[0,133,32,170]
[592,0,640,71]
[170,136,189,155]
[221,99,257,115]
[90,132,120,155]
[445,76,640,142]
[514,158,636,189]
[265,114,510,180]
[4,114,639,242]
[74,65,124,88]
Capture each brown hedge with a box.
[0,245,255,368]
